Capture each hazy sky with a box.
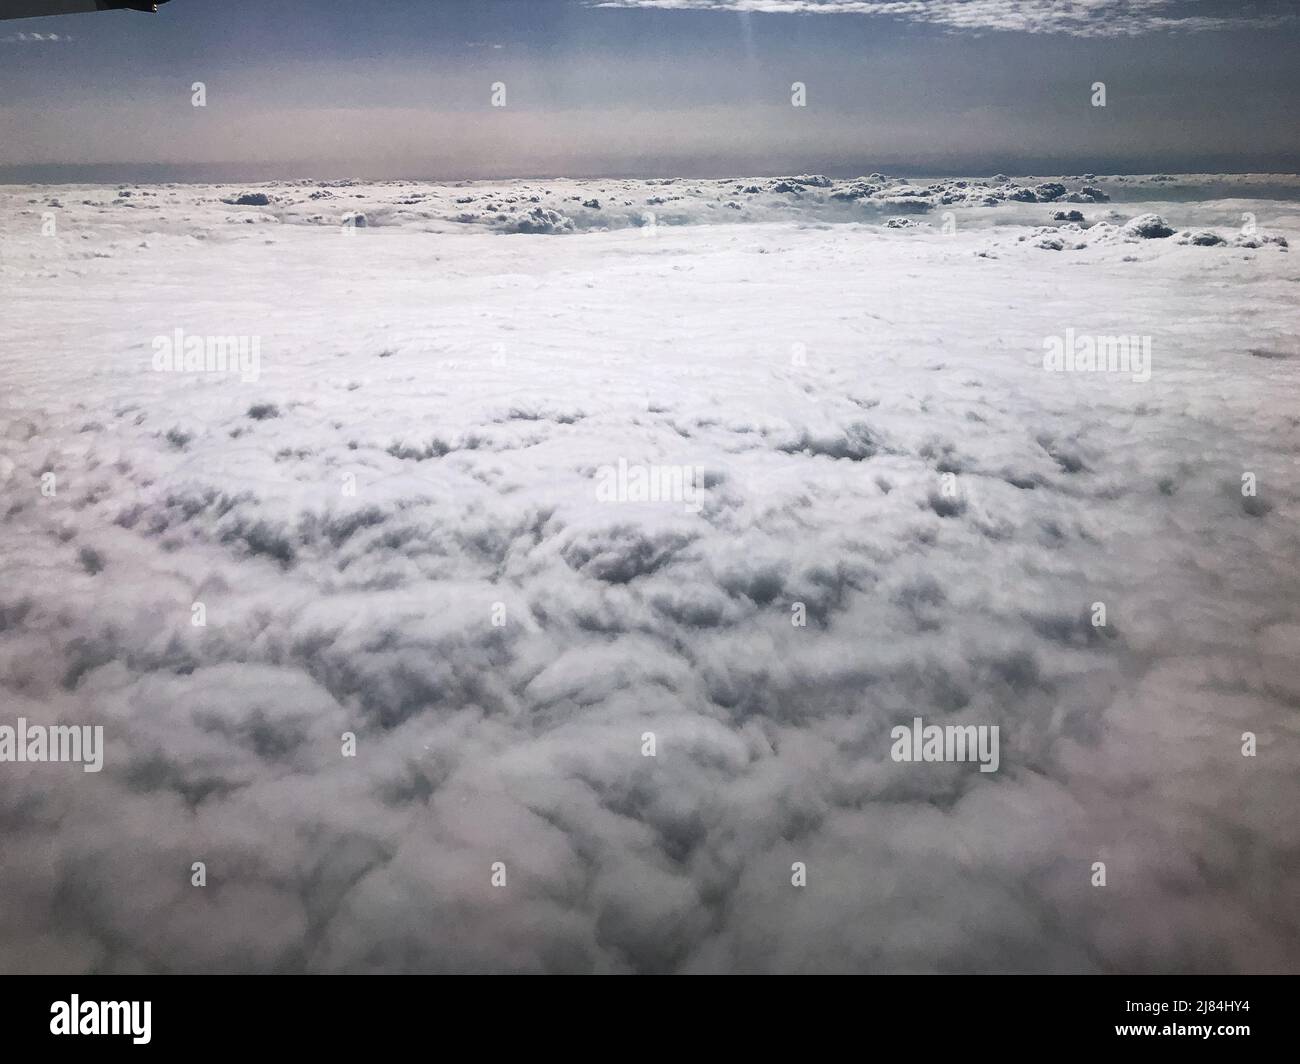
[1,0,1297,179]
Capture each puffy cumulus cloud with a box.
[0,178,1298,973]
[589,0,1297,38]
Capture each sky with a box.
[0,0,1297,180]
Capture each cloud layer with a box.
[1,175,1297,972]
[591,0,1296,37]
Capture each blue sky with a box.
[1,0,1297,179]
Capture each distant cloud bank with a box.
[590,0,1296,38]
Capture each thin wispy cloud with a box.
[590,0,1296,38]
[1,31,72,43]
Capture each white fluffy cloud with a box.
[0,175,1297,972]
[590,0,1295,37]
